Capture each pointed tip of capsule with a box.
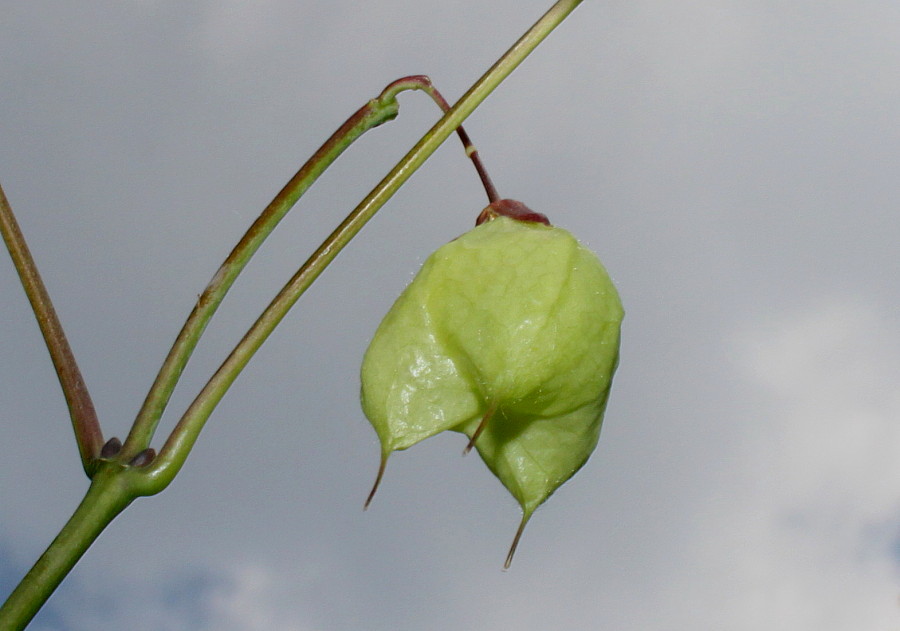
[364,454,389,510]
[504,514,531,570]
[463,402,497,456]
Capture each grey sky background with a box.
[2,1,899,629]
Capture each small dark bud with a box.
[100,437,122,459]
[128,448,156,468]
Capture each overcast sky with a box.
[2,2,899,630]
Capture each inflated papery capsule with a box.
[360,201,623,566]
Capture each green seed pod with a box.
[360,200,623,566]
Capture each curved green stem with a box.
[136,0,585,494]
[0,181,104,476]
[120,83,412,461]
[0,465,134,630]
[379,76,500,203]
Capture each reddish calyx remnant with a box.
[476,199,551,226]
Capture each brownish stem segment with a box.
[363,454,389,510]
[385,75,500,204]
[0,180,104,475]
[463,400,498,455]
[504,513,531,569]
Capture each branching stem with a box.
[119,87,407,462]
[0,1,585,626]
[136,0,585,494]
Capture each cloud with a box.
[705,298,900,629]
[199,564,319,631]
[29,561,323,631]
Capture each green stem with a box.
[0,181,104,476]
[135,0,585,494]
[120,82,413,461]
[0,465,133,630]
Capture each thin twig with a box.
[121,89,406,461]
[0,180,104,474]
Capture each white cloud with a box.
[199,564,320,631]
[38,561,322,631]
[698,299,900,630]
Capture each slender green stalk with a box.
[119,83,411,461]
[0,465,133,630]
[135,0,585,494]
[0,181,104,476]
